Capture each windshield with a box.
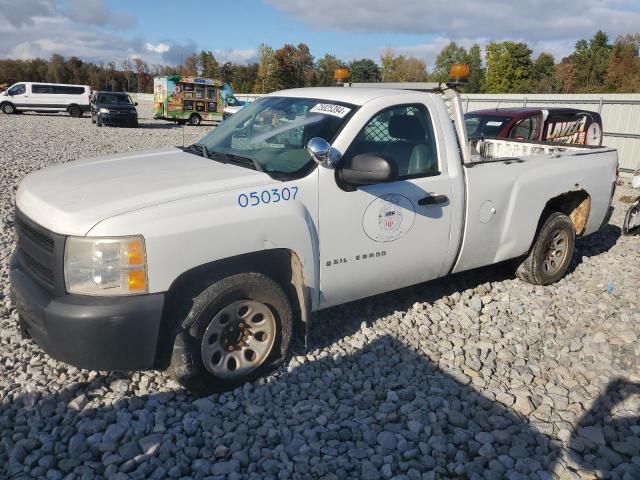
[96,93,133,105]
[464,114,512,138]
[197,96,355,177]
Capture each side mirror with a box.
[307,137,331,164]
[338,153,398,186]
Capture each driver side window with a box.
[347,104,438,179]
[9,84,26,96]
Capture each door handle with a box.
[418,194,448,206]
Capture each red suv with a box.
[464,107,603,146]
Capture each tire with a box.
[1,103,15,114]
[168,273,293,395]
[515,212,576,285]
[189,114,202,126]
[68,105,83,117]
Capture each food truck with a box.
[153,76,226,125]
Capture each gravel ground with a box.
[0,107,639,480]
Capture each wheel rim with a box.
[201,300,276,379]
[542,229,569,275]
[3,105,12,113]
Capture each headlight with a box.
[64,236,148,296]
[99,108,109,114]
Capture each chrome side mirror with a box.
[307,137,331,164]
[307,137,341,167]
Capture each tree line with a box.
[0,30,638,94]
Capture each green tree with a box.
[255,43,277,93]
[316,54,345,86]
[569,31,612,92]
[199,51,219,78]
[348,58,381,82]
[531,52,555,92]
[231,63,259,93]
[483,41,533,93]
[465,43,485,93]
[433,41,468,82]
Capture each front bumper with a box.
[98,113,137,125]
[10,251,165,371]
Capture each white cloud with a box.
[266,0,640,43]
[213,48,257,64]
[145,42,170,54]
[64,0,135,28]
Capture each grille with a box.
[20,249,55,286]
[17,216,54,252]
[15,210,65,294]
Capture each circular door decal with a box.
[362,193,416,242]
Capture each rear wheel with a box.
[68,105,82,118]
[168,273,293,394]
[515,212,575,285]
[1,103,15,114]
[189,114,202,126]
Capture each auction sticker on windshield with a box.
[310,104,351,118]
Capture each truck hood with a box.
[16,147,272,236]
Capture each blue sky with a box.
[2,0,640,70]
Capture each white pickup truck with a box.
[10,84,618,393]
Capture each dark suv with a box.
[91,91,138,127]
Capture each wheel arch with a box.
[154,248,309,368]
[538,189,592,237]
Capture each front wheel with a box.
[189,114,201,126]
[168,273,293,394]
[1,103,15,114]
[515,212,576,285]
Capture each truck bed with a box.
[453,141,618,274]
[471,138,604,160]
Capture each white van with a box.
[0,82,91,117]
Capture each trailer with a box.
[153,75,225,126]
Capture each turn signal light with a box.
[127,240,145,265]
[128,270,147,291]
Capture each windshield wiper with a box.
[209,152,264,172]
